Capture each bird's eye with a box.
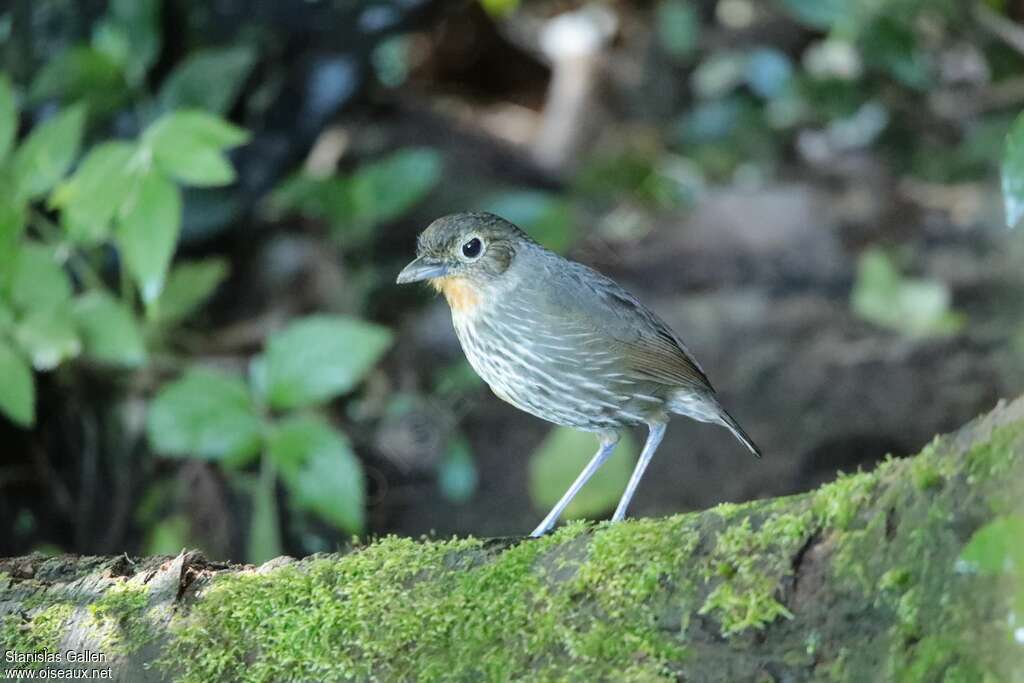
[461,237,482,259]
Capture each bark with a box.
[2,396,1023,683]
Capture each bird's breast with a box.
[449,304,666,430]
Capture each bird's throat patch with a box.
[430,276,480,313]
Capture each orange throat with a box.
[430,276,481,314]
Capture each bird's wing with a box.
[543,260,714,392]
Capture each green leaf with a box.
[655,0,700,59]
[959,515,1024,574]
[348,148,442,227]
[0,190,26,287]
[143,515,189,556]
[29,47,126,114]
[0,302,14,330]
[268,415,365,534]
[860,16,930,91]
[479,0,519,18]
[437,436,478,504]
[247,457,284,564]
[159,46,257,115]
[529,427,638,519]
[92,0,161,86]
[0,74,17,163]
[116,169,182,303]
[158,145,235,187]
[14,306,82,370]
[1002,111,1024,229]
[269,148,442,246]
[52,141,139,244]
[146,109,249,149]
[851,248,964,337]
[143,110,249,187]
[10,242,72,313]
[266,174,352,223]
[71,292,146,366]
[13,104,87,199]
[265,315,392,410]
[153,258,229,326]
[147,367,264,462]
[0,339,35,427]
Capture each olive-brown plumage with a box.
[397,212,760,536]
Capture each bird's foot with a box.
[529,519,556,538]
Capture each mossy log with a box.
[2,398,1023,683]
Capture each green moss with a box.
[966,423,1024,481]
[1,603,75,666]
[88,582,154,656]
[710,500,757,522]
[0,573,85,663]
[894,585,922,639]
[910,456,944,491]
[815,422,1024,682]
[812,469,877,530]
[0,399,1009,682]
[565,515,698,663]
[825,647,851,682]
[170,429,1015,681]
[889,634,996,683]
[697,510,813,635]
[877,567,911,593]
[162,518,693,682]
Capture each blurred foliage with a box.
[479,0,520,19]
[529,428,638,519]
[0,75,247,427]
[147,314,392,557]
[1002,111,1024,228]
[575,148,703,211]
[437,436,479,505]
[480,191,577,253]
[268,148,442,248]
[851,248,964,337]
[656,1,700,61]
[0,0,439,562]
[637,0,1019,192]
[159,46,257,115]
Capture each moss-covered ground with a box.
[2,404,1022,682]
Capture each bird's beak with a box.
[396,257,449,284]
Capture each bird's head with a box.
[396,212,532,311]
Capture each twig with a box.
[974,2,1024,57]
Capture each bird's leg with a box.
[611,422,667,522]
[530,432,620,538]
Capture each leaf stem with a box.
[29,210,107,292]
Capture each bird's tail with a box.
[667,389,762,458]
[718,409,762,458]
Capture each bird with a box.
[397,212,760,537]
